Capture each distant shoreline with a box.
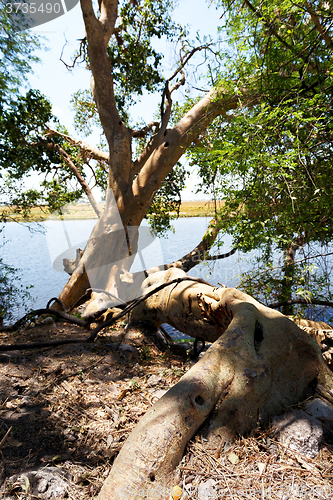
[1,200,224,222]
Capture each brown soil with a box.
[1,320,333,499]
[0,319,190,498]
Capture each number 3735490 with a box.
[5,2,62,14]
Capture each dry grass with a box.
[174,435,333,499]
[1,200,224,222]
[0,321,189,498]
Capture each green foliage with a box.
[0,90,88,216]
[190,97,333,252]
[71,89,101,136]
[146,162,188,236]
[0,4,43,322]
[0,0,41,107]
[72,0,183,132]
[187,0,333,312]
[140,345,152,361]
[0,247,33,322]
[107,0,182,110]
[239,250,333,321]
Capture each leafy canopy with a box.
[186,0,333,312]
[189,0,333,251]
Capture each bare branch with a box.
[167,45,214,85]
[160,82,172,130]
[170,70,186,95]
[60,37,87,70]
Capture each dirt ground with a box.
[1,319,333,499]
[0,319,194,499]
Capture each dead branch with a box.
[60,37,87,70]
[0,276,210,352]
[0,308,88,336]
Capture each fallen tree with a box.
[96,269,333,499]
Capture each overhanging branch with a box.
[46,141,102,218]
[46,128,109,163]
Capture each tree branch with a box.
[0,277,212,351]
[81,0,134,206]
[170,70,186,95]
[167,45,213,85]
[131,86,254,215]
[46,141,102,218]
[305,1,332,48]
[267,298,333,309]
[205,247,237,261]
[131,131,165,177]
[132,121,160,138]
[131,44,211,178]
[46,127,109,163]
[0,308,88,335]
[165,219,225,273]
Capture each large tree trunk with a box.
[50,1,251,315]
[97,268,333,500]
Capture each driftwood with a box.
[97,268,333,500]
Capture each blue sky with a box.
[27,0,223,200]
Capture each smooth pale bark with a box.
[97,269,333,499]
[55,0,253,311]
[97,336,235,500]
[57,82,243,312]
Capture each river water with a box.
[2,217,332,328]
[1,217,249,319]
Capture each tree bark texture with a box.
[53,0,257,314]
[97,269,333,499]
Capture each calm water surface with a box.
[2,217,250,322]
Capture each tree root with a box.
[97,268,333,500]
[0,276,210,351]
